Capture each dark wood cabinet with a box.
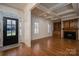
[53,22,61,38]
[64,21,69,29]
[63,19,78,30]
[54,22,61,31]
[53,19,78,39]
[63,19,78,40]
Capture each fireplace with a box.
[64,31,76,40]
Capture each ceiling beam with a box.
[49,3,70,11]
[35,3,75,20]
[72,3,79,15]
[57,9,74,16]
[36,4,61,19]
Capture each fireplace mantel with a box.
[63,29,77,32]
[61,19,78,40]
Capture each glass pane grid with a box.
[7,20,16,36]
[7,20,11,36]
[12,20,16,36]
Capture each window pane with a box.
[12,30,16,36]
[12,20,16,36]
[7,19,11,25]
[48,24,51,33]
[34,22,39,34]
[7,20,11,36]
[12,20,16,25]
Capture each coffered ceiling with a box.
[0,3,79,20]
[32,3,79,20]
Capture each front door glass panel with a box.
[7,20,12,36]
[12,20,16,36]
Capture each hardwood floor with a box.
[32,37,79,56]
[0,43,31,56]
[0,37,79,56]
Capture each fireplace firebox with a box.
[64,31,76,40]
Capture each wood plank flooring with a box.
[32,37,79,56]
[0,37,79,56]
[0,43,31,56]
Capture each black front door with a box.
[3,17,18,46]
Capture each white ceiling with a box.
[0,3,27,11]
[40,3,58,9]
[0,3,79,20]
[32,3,79,20]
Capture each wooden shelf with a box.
[63,19,78,30]
[53,22,61,38]
[54,22,61,31]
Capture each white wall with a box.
[0,5,24,47]
[0,3,37,48]
[32,15,53,40]
[23,3,37,47]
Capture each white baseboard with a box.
[0,43,19,51]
